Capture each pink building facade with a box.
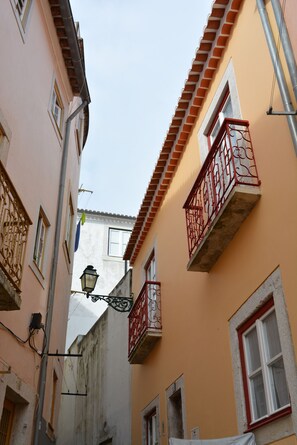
[0,1,90,444]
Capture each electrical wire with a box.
[0,320,45,357]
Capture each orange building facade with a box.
[125,1,297,445]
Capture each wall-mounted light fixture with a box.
[80,265,133,312]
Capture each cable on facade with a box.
[0,320,44,357]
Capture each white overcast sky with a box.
[70,0,214,217]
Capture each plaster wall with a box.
[130,1,297,444]
[66,211,135,350]
[58,271,132,445]
[0,0,85,442]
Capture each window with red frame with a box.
[237,298,291,429]
[207,89,233,149]
[145,251,156,282]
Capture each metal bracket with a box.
[47,353,82,357]
[267,107,297,116]
[61,391,87,397]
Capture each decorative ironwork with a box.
[128,281,161,356]
[86,292,133,312]
[184,118,261,258]
[0,162,31,291]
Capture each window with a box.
[75,111,84,155]
[142,396,160,445]
[0,109,12,166]
[65,196,74,261]
[166,376,186,440]
[49,371,58,429]
[207,90,233,147]
[11,0,32,30]
[33,210,49,271]
[108,228,131,257]
[238,298,290,428]
[146,410,158,445]
[145,252,156,282]
[51,83,64,133]
[0,399,14,445]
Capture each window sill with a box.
[245,406,292,432]
[29,263,46,289]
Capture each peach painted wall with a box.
[130,1,297,444]
[0,0,83,441]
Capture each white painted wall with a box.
[58,271,132,445]
[66,210,135,349]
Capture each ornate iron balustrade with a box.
[128,281,161,358]
[184,118,260,259]
[0,162,31,291]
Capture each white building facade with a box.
[66,210,135,349]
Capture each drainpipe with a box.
[271,0,297,102]
[256,0,297,154]
[33,99,89,445]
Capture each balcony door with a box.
[145,253,156,326]
[208,91,233,146]
[207,91,235,214]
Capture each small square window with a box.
[108,228,131,258]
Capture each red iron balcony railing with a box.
[128,281,161,363]
[0,162,32,293]
[184,118,260,261]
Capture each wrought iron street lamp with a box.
[80,265,133,312]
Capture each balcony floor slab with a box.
[187,184,261,272]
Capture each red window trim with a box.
[145,250,155,281]
[237,297,291,429]
[207,88,230,150]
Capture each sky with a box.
[70,0,214,217]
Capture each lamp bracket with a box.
[86,292,133,312]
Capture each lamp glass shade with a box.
[80,265,99,294]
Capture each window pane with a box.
[250,373,267,420]
[269,358,290,410]
[110,229,120,243]
[263,311,281,359]
[245,327,261,372]
[222,95,233,118]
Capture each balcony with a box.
[184,119,261,272]
[0,162,32,310]
[128,281,162,364]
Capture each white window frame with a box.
[33,210,49,272]
[51,82,64,134]
[239,302,290,425]
[229,268,297,443]
[10,0,32,38]
[0,108,11,166]
[108,228,131,258]
[198,60,241,165]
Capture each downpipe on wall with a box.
[256,0,297,155]
[270,0,297,102]
[32,99,89,445]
